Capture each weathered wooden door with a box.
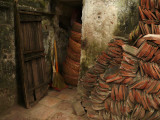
[15,3,48,108]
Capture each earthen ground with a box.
[0,87,88,120]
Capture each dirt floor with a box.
[0,87,88,120]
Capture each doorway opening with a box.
[54,0,82,86]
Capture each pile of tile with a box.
[63,22,82,86]
[139,0,160,34]
[80,0,160,119]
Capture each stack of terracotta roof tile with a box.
[139,0,160,35]
[80,0,160,119]
[63,22,82,86]
[79,38,126,119]
[81,35,160,120]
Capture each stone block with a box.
[72,101,85,116]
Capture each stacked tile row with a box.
[81,36,160,120]
[80,39,127,119]
[63,22,82,86]
[139,0,160,35]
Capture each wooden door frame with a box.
[14,1,30,108]
[14,1,53,108]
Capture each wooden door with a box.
[15,3,48,108]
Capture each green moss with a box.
[0,25,11,36]
[0,61,16,113]
[0,25,12,54]
[80,40,105,77]
[0,0,13,2]
[0,88,16,113]
[39,0,46,8]
[80,61,88,78]
[114,0,139,38]
[0,22,16,113]
[19,0,47,9]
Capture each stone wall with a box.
[0,0,55,114]
[19,0,50,11]
[0,1,17,113]
[80,0,139,77]
[0,0,75,114]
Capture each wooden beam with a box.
[24,49,44,55]
[24,53,45,62]
[19,10,55,16]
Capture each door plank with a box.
[15,1,48,108]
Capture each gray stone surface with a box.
[0,1,17,114]
[73,101,85,116]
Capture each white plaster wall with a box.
[80,0,139,77]
[82,0,118,46]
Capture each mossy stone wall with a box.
[0,0,53,114]
[0,1,17,114]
